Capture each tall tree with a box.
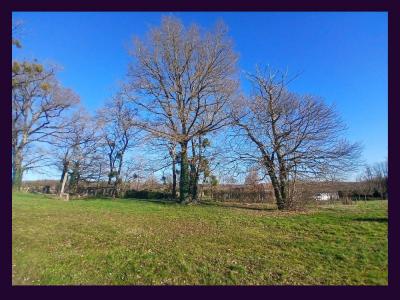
[168,141,178,199]
[125,16,238,202]
[230,67,361,210]
[373,159,388,199]
[244,167,261,187]
[358,159,388,199]
[12,61,79,190]
[189,136,214,201]
[97,94,141,197]
[51,109,102,195]
[151,139,179,199]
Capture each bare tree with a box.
[51,109,102,195]
[358,159,388,199]
[373,160,388,199]
[167,141,178,199]
[189,136,217,201]
[12,61,79,190]
[358,164,376,199]
[121,156,153,191]
[355,176,370,201]
[244,167,261,186]
[97,94,141,197]
[222,175,238,185]
[230,67,361,210]
[12,19,23,49]
[148,134,219,201]
[146,137,179,199]
[67,140,104,195]
[125,16,238,202]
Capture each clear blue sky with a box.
[12,12,387,180]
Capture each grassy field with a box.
[12,192,388,285]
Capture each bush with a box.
[284,188,316,211]
[201,186,274,203]
[124,190,172,199]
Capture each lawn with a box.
[12,192,388,285]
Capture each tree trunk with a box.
[189,162,196,200]
[69,164,80,194]
[268,171,286,210]
[190,138,202,202]
[12,151,23,191]
[113,175,121,199]
[113,158,124,199]
[189,162,199,201]
[60,168,67,184]
[172,157,177,200]
[59,172,68,196]
[274,190,285,210]
[12,162,23,191]
[380,188,385,200]
[59,160,69,192]
[263,159,288,210]
[112,180,117,199]
[179,141,190,203]
[279,179,289,209]
[191,173,199,201]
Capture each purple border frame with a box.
[1,0,398,298]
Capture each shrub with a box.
[124,190,172,199]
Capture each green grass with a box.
[12,192,388,285]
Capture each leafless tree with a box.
[355,176,370,201]
[222,175,238,185]
[358,165,376,199]
[230,67,362,210]
[145,137,179,199]
[358,159,388,199]
[12,19,23,49]
[125,16,238,202]
[373,160,388,199]
[167,141,178,199]
[121,156,154,191]
[67,139,105,195]
[97,94,142,197]
[50,109,103,195]
[244,167,261,187]
[188,135,219,200]
[12,61,79,190]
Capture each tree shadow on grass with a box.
[353,217,388,223]
[78,196,277,211]
[125,199,277,211]
[76,196,178,205]
[199,201,277,211]
[124,197,183,206]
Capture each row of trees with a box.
[12,17,365,210]
[357,160,388,199]
[47,94,145,198]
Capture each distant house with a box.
[313,192,339,201]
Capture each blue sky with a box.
[12,12,387,180]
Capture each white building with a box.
[313,192,339,201]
